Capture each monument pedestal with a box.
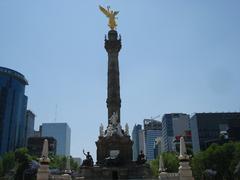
[37,164,50,180]
[79,163,152,179]
[77,134,152,179]
[179,161,194,180]
[96,134,133,165]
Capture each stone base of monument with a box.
[96,134,133,166]
[79,163,152,179]
[77,133,153,179]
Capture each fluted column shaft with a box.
[105,30,121,124]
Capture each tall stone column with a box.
[105,30,122,124]
[96,30,133,166]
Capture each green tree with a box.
[49,155,80,171]
[14,148,32,180]
[70,157,79,171]
[1,151,15,176]
[50,155,66,171]
[150,152,179,177]
[191,142,240,180]
[162,152,179,172]
[150,157,159,177]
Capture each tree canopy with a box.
[191,142,240,180]
[150,152,179,177]
[0,151,15,177]
[49,155,79,171]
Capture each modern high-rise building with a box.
[190,112,240,153]
[132,124,142,161]
[27,136,57,157]
[25,110,35,144]
[144,119,162,161]
[41,123,71,156]
[162,113,190,152]
[0,67,28,155]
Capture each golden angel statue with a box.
[99,5,119,30]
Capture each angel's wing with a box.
[99,5,110,17]
[113,11,119,16]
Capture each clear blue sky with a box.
[1,0,240,160]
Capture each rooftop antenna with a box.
[54,104,58,123]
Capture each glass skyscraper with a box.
[0,67,28,155]
[162,113,190,152]
[41,123,71,156]
[190,112,240,153]
[25,110,35,144]
[132,124,142,161]
[144,119,162,161]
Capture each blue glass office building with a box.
[25,110,35,143]
[132,124,142,161]
[41,123,71,156]
[0,67,28,155]
[144,119,162,160]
